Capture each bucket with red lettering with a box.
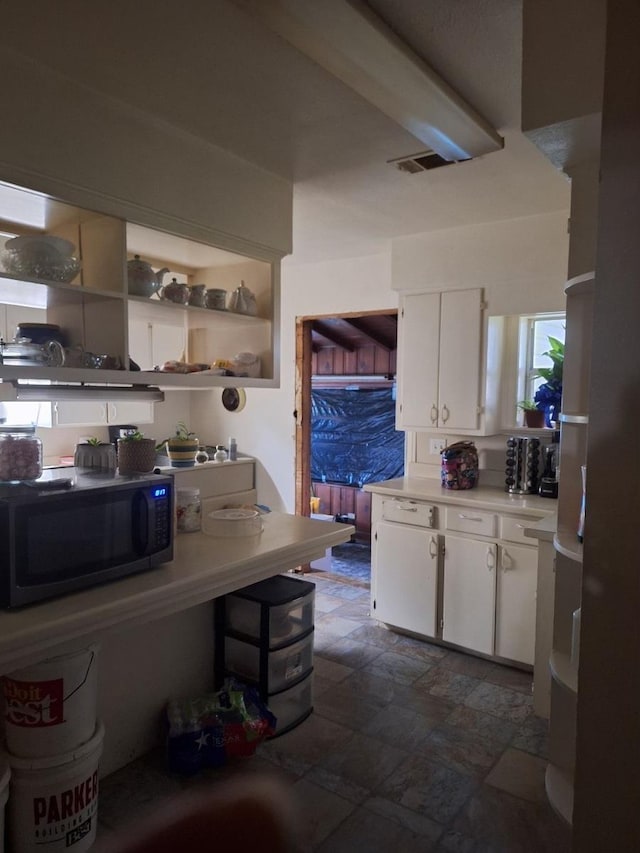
[1,760,10,853]
[8,720,104,853]
[2,645,99,758]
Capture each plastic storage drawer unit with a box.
[268,670,314,734]
[222,574,315,650]
[224,630,314,694]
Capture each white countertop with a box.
[364,477,557,518]
[0,513,353,675]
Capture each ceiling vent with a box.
[389,151,460,174]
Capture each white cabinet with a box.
[373,519,438,637]
[396,288,483,431]
[42,400,154,428]
[495,543,537,665]
[442,535,496,655]
[369,490,543,666]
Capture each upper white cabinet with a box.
[0,181,281,390]
[395,288,503,434]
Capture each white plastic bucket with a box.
[1,760,10,853]
[2,645,99,758]
[8,720,104,853]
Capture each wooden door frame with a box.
[294,309,397,518]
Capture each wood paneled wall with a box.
[312,343,396,376]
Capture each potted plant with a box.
[162,422,199,468]
[533,336,564,427]
[517,400,546,429]
[117,430,157,475]
[74,436,117,473]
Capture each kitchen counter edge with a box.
[0,513,353,675]
[364,477,556,518]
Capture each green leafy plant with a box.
[517,400,538,411]
[175,421,196,440]
[84,436,104,446]
[533,336,564,384]
[120,430,146,442]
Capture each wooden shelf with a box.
[559,413,589,425]
[550,649,578,694]
[564,272,595,295]
[545,763,574,825]
[127,294,268,324]
[554,528,583,562]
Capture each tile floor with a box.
[96,569,570,852]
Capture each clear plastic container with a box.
[176,487,201,532]
[224,631,313,693]
[0,425,43,482]
[224,576,315,649]
[268,670,314,734]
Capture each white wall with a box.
[191,252,395,512]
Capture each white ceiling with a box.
[0,0,569,263]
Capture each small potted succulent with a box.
[74,436,117,473]
[517,400,546,429]
[162,422,199,468]
[117,430,157,475]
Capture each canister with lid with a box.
[176,487,201,532]
[0,425,43,482]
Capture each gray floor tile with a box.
[421,723,506,778]
[362,703,439,752]
[377,752,478,825]
[290,777,356,851]
[361,649,435,685]
[464,682,534,724]
[452,783,571,853]
[316,636,383,669]
[445,705,518,745]
[414,667,484,704]
[319,731,407,790]
[260,712,353,771]
[316,803,437,853]
[511,714,549,759]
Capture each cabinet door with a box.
[495,544,538,665]
[443,534,496,655]
[52,401,108,427]
[396,292,440,430]
[437,288,482,431]
[107,402,154,426]
[373,520,438,637]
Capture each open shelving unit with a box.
[546,272,594,824]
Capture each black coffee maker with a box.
[539,430,560,498]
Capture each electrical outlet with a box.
[430,438,446,455]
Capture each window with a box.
[0,401,44,427]
[518,313,565,405]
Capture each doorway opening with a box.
[294,310,401,585]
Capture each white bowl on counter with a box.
[203,508,263,538]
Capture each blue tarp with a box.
[311,387,404,487]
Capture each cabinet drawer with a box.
[446,507,496,537]
[381,499,436,528]
[499,516,534,545]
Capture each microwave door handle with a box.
[131,491,150,556]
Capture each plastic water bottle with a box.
[228,437,237,461]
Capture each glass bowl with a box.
[1,251,82,283]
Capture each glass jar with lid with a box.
[0,425,43,482]
[176,487,201,533]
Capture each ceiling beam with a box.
[236,0,503,161]
[343,317,395,351]
[312,321,356,351]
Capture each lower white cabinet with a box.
[495,543,537,665]
[373,520,438,637]
[442,535,497,655]
[369,491,543,666]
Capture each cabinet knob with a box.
[441,404,450,423]
[502,550,513,571]
[428,536,438,558]
[430,404,438,424]
[486,546,496,571]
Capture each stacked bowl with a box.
[2,235,81,283]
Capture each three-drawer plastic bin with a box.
[214,574,315,736]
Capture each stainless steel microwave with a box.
[0,470,174,608]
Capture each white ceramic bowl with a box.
[204,508,263,538]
